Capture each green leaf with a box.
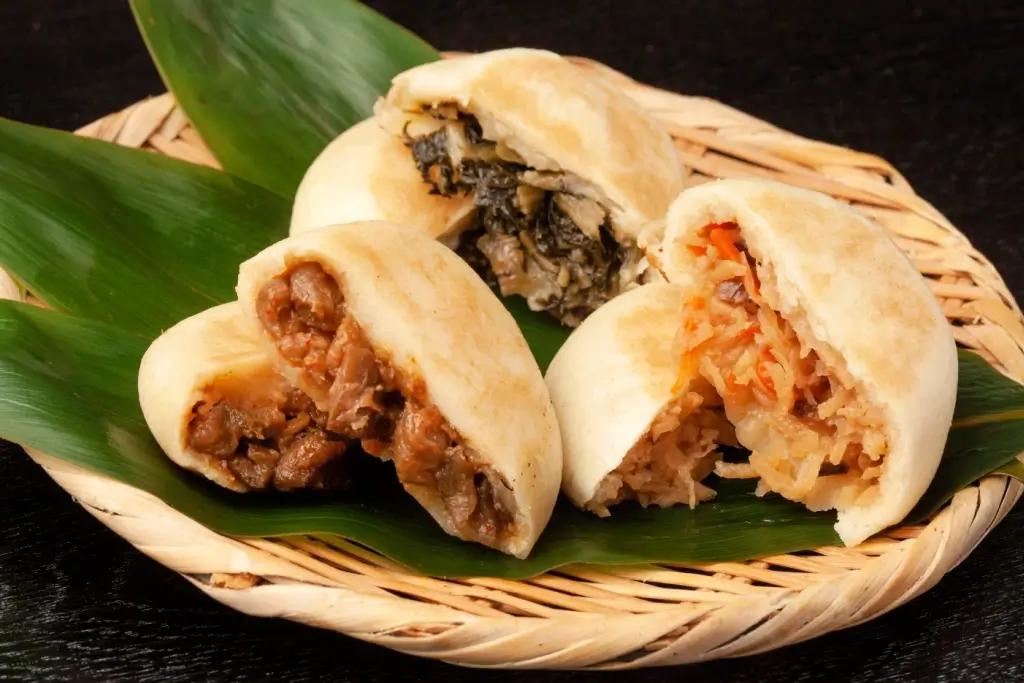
[905,350,1024,523]
[0,301,839,579]
[994,459,1024,481]
[499,295,571,374]
[0,117,289,339]
[130,0,441,198]
[123,0,572,371]
[0,115,566,375]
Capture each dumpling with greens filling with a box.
[289,118,477,248]
[291,48,686,328]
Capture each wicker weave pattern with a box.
[6,55,1022,670]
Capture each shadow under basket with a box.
[19,53,1024,670]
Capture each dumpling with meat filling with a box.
[234,220,562,558]
[139,302,351,494]
[291,48,686,328]
[641,178,958,546]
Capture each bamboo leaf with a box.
[499,295,570,373]
[130,0,441,198]
[995,459,1024,481]
[906,350,1024,522]
[0,117,289,339]
[0,115,566,369]
[123,0,571,370]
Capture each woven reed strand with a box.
[5,53,1022,670]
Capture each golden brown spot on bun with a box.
[614,290,684,397]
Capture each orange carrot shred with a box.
[744,266,761,297]
[757,349,777,396]
[709,227,742,262]
[736,323,760,340]
[671,363,691,394]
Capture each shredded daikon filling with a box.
[588,384,735,515]
[673,221,889,511]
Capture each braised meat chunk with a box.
[392,403,514,544]
[247,261,519,548]
[187,388,347,493]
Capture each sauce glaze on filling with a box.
[223,261,520,547]
[188,382,347,493]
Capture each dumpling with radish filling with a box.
[363,48,686,327]
[235,221,562,558]
[545,282,737,515]
[642,178,958,547]
[289,118,477,248]
[138,302,350,494]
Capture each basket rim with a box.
[6,52,1024,670]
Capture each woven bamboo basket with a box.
[7,53,1024,670]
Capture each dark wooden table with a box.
[2,1,1022,681]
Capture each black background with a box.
[1,1,1023,681]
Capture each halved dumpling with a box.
[546,283,736,515]
[289,118,476,247]
[643,179,958,546]
[370,48,686,327]
[138,302,350,494]
[235,221,562,558]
